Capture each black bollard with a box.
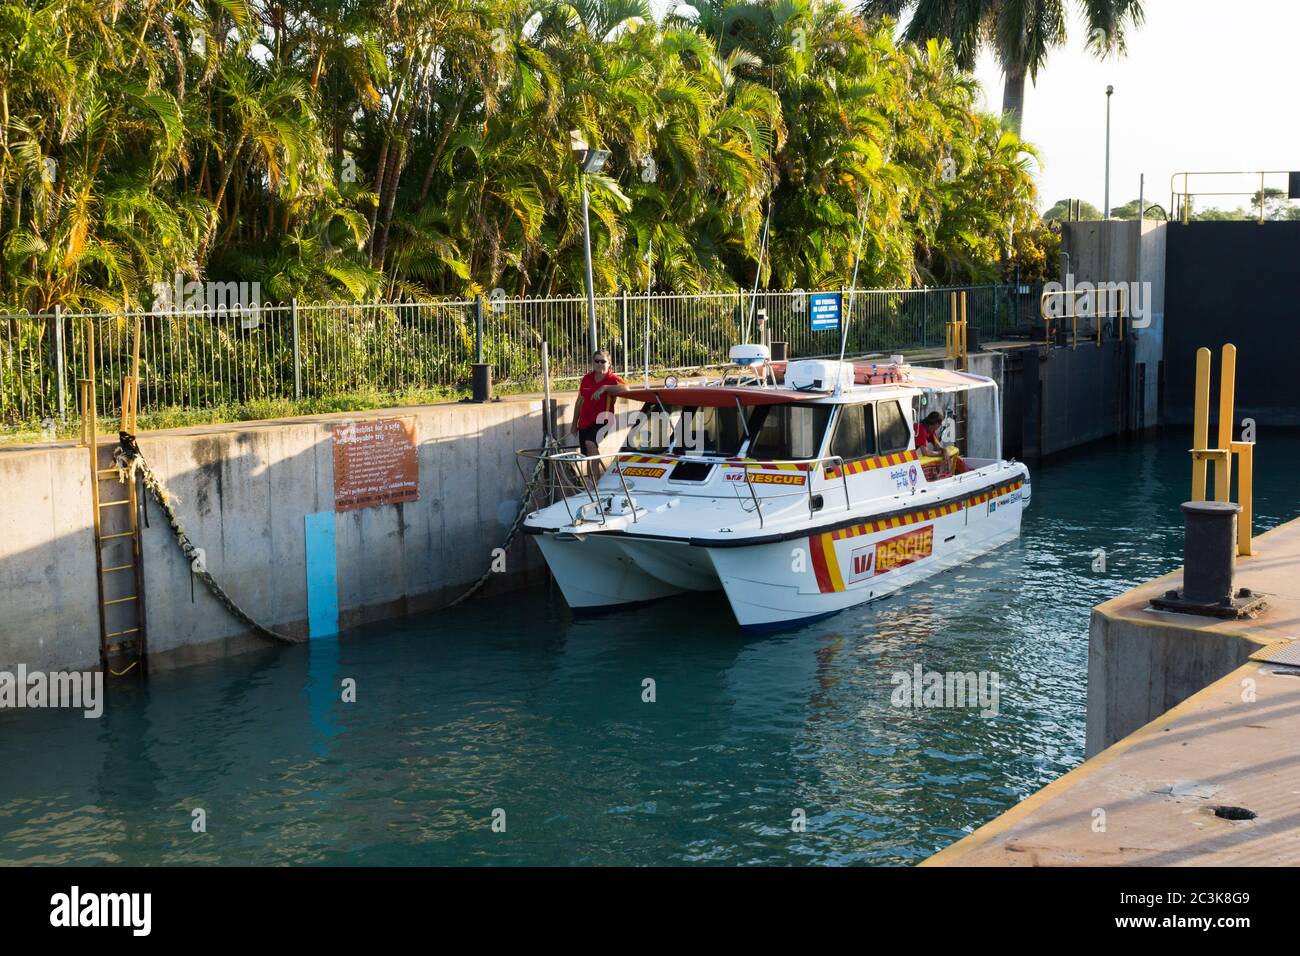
[472,363,493,403]
[1151,500,1266,618]
[1181,501,1239,605]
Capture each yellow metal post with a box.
[121,312,142,434]
[1191,347,1210,501]
[959,291,968,370]
[948,292,957,362]
[1215,344,1236,502]
[1232,440,1254,556]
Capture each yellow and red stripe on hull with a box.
[617,454,677,466]
[807,478,1024,593]
[825,448,920,479]
[724,457,811,472]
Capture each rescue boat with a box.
[520,350,1030,631]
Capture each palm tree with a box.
[860,0,1144,135]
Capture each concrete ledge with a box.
[925,514,1300,867]
[923,657,1300,866]
[1087,516,1300,754]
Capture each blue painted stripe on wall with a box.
[304,511,339,638]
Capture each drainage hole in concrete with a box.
[1213,806,1257,821]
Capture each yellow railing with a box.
[1040,285,1128,349]
[1191,344,1255,556]
[946,291,967,370]
[1170,170,1293,225]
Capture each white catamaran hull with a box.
[532,472,1028,630]
[707,475,1027,629]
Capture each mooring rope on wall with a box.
[109,432,558,639]
[440,436,557,610]
[111,434,299,645]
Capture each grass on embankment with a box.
[0,382,554,445]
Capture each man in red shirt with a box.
[571,350,627,481]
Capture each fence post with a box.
[620,287,629,376]
[291,297,302,400]
[474,294,484,364]
[920,290,928,350]
[54,304,67,420]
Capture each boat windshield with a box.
[743,403,832,461]
[622,403,748,456]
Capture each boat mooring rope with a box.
[440,436,557,610]
[109,432,558,638]
[111,434,299,645]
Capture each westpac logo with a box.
[848,546,875,582]
[1042,273,1152,329]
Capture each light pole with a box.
[1104,85,1114,219]
[571,130,610,353]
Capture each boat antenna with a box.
[744,65,778,344]
[643,239,653,387]
[835,188,871,397]
[745,194,772,342]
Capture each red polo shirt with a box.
[578,370,625,429]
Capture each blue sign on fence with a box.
[810,292,842,331]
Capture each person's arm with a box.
[591,380,630,401]
[570,394,583,434]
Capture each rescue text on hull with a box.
[520,353,1030,631]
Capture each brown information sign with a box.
[332,417,419,512]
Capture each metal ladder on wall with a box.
[79,317,147,676]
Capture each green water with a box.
[1,430,1297,866]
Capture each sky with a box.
[654,0,1300,213]
[968,0,1300,213]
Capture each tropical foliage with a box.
[0,0,1044,312]
[861,0,1144,135]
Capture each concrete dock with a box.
[926,514,1300,866]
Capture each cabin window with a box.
[622,404,746,455]
[876,400,910,453]
[830,403,878,463]
[623,403,681,453]
[688,405,747,456]
[745,404,832,461]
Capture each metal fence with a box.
[1,283,1038,425]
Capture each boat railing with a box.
[516,447,853,529]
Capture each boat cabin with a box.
[611,359,1002,497]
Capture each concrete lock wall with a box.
[1060,219,1167,433]
[1,359,1002,673]
[1163,220,1300,427]
[0,397,572,672]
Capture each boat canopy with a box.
[901,366,996,394]
[620,386,807,407]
